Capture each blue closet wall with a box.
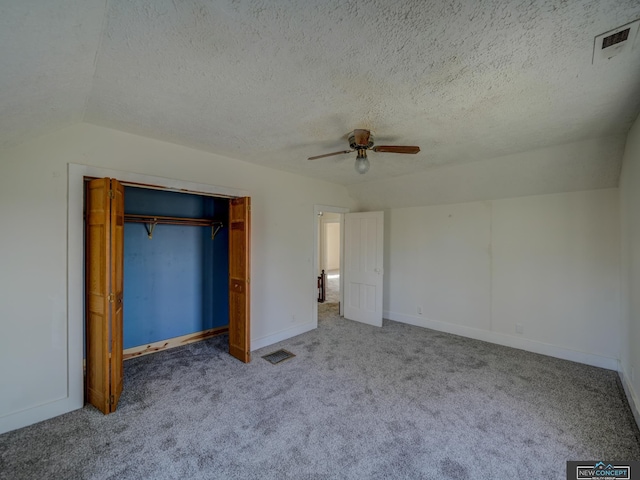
[123,187,229,349]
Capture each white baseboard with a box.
[618,362,640,430]
[0,396,83,435]
[251,321,316,351]
[384,310,618,371]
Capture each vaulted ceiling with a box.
[2,1,640,206]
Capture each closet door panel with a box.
[86,177,125,414]
[86,178,112,414]
[228,197,251,363]
[109,179,125,411]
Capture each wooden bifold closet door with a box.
[228,197,251,363]
[86,177,124,414]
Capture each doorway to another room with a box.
[320,212,341,305]
[314,206,348,325]
[314,205,385,329]
[318,212,342,322]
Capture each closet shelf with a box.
[124,214,223,240]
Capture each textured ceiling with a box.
[2,1,640,200]
[0,1,105,147]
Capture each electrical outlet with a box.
[417,306,423,315]
[515,324,524,334]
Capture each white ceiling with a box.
[2,1,640,205]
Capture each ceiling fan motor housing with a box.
[349,129,374,150]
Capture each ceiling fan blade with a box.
[352,129,371,146]
[307,150,353,160]
[372,145,420,154]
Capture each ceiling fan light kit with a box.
[308,129,420,174]
[354,150,370,174]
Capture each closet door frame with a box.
[70,164,251,414]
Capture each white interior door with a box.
[343,211,384,327]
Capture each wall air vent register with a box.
[593,19,639,64]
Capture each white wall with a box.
[385,189,621,369]
[349,136,625,211]
[0,123,356,433]
[385,201,492,331]
[620,112,640,426]
[324,223,340,271]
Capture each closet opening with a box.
[83,177,250,414]
[121,186,230,359]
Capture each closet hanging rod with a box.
[124,214,224,240]
[124,214,219,226]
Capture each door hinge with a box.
[108,395,115,405]
[107,293,115,303]
[247,277,250,284]
[108,189,115,199]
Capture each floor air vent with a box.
[262,349,296,365]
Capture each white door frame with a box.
[313,204,349,327]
